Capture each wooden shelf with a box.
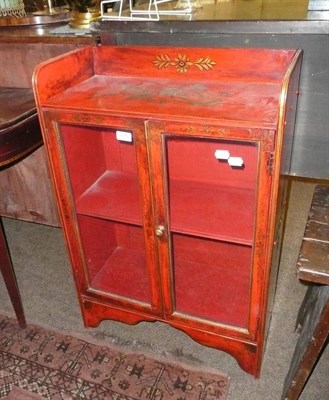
[170,180,255,245]
[76,171,142,225]
[76,170,255,244]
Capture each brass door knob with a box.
[155,225,165,238]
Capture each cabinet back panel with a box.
[102,130,137,174]
[61,125,107,199]
[93,46,296,83]
[165,137,258,189]
[61,125,138,199]
[165,137,258,243]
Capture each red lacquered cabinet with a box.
[33,46,302,377]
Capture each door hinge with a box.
[267,152,275,175]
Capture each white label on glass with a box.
[116,130,132,142]
[228,157,244,167]
[215,149,230,160]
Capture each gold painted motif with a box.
[153,54,216,73]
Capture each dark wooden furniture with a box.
[0,30,99,226]
[0,221,26,328]
[0,88,41,165]
[33,45,302,377]
[282,185,329,400]
[0,87,43,328]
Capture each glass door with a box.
[58,122,158,310]
[165,136,258,329]
[148,122,261,331]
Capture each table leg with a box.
[282,284,329,400]
[295,284,317,332]
[0,219,26,329]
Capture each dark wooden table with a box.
[282,185,329,400]
[0,25,99,226]
[0,87,44,329]
[0,26,100,325]
[0,88,41,166]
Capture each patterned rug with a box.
[0,315,229,400]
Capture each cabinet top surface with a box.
[35,46,300,128]
[45,75,283,127]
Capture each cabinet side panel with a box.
[280,52,303,176]
[33,46,94,104]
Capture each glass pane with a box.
[60,124,151,304]
[172,233,253,327]
[165,136,258,327]
[78,215,150,303]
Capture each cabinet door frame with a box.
[146,120,275,341]
[41,110,163,317]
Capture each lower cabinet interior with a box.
[172,232,252,328]
[77,214,151,304]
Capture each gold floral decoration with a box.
[153,54,216,73]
